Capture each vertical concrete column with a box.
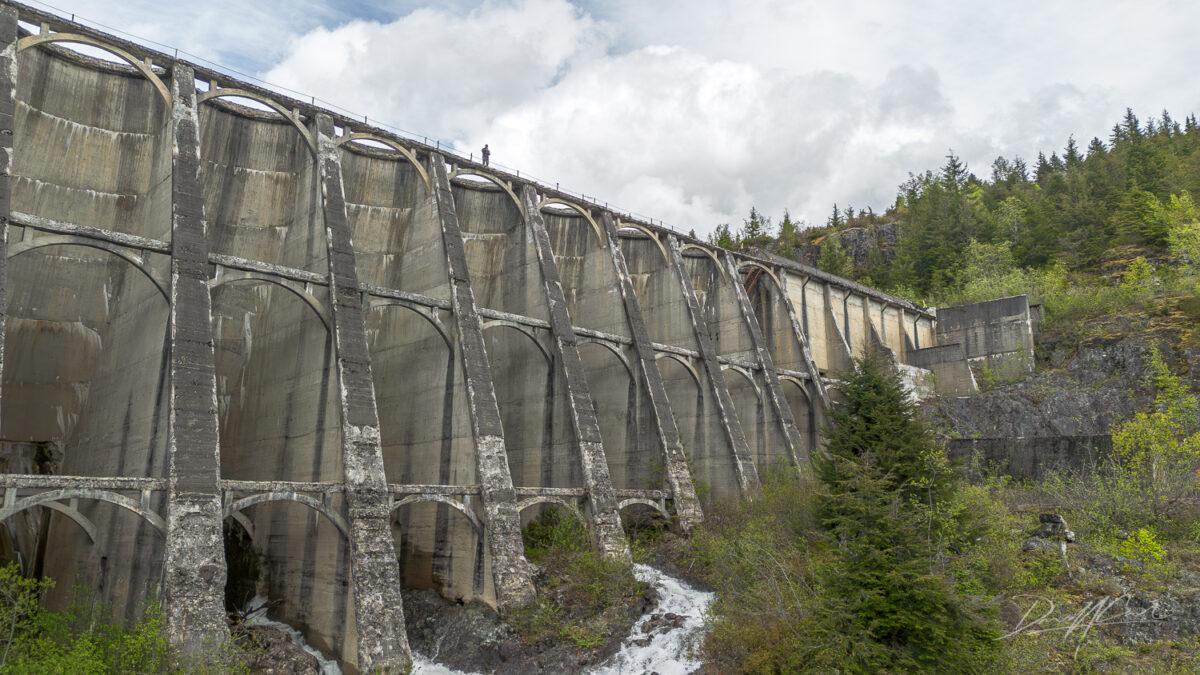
[161,66,230,652]
[0,6,13,434]
[722,256,806,469]
[598,215,701,529]
[429,154,535,609]
[522,187,629,561]
[314,115,411,671]
[663,235,758,491]
[777,273,830,408]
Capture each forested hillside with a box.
[714,108,1200,325]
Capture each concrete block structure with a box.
[0,3,976,670]
[936,294,1036,381]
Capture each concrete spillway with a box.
[0,2,947,671]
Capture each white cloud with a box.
[38,0,1200,236]
[262,0,608,141]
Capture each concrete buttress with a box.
[315,114,412,671]
[161,65,231,653]
[663,234,759,491]
[0,5,12,439]
[429,153,535,609]
[522,186,629,561]
[722,254,807,470]
[777,271,830,409]
[599,214,701,529]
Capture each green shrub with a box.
[0,563,248,674]
[1119,528,1166,568]
[1110,346,1200,524]
[515,509,646,650]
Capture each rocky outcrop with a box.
[792,222,900,270]
[927,319,1200,478]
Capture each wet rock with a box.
[234,625,321,674]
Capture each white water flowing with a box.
[412,563,714,674]
[242,595,343,675]
[590,563,714,675]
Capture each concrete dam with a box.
[0,2,1010,670]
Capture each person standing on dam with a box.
[481,143,490,167]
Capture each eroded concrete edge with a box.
[315,114,412,672]
[429,154,535,610]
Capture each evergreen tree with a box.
[1064,136,1083,168]
[777,209,800,257]
[817,234,851,278]
[813,353,997,672]
[709,223,736,249]
[829,203,843,228]
[740,207,771,243]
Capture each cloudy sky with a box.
[42,0,1200,236]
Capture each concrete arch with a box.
[721,364,763,400]
[516,497,585,524]
[339,132,431,192]
[681,244,729,283]
[780,376,818,457]
[198,87,316,154]
[617,498,669,520]
[538,198,605,245]
[655,352,701,386]
[391,495,482,533]
[224,492,348,539]
[735,260,783,292]
[577,338,634,380]
[615,221,668,260]
[0,488,166,536]
[8,238,170,302]
[225,511,256,541]
[209,274,331,332]
[481,321,551,363]
[0,497,96,543]
[368,300,451,348]
[17,32,171,107]
[447,168,523,215]
[779,375,812,403]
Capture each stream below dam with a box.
[245,563,713,674]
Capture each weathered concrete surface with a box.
[598,214,700,529]
[947,435,1112,480]
[162,64,229,655]
[429,155,536,610]
[723,255,805,470]
[936,294,1035,380]
[316,114,410,671]
[908,344,978,396]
